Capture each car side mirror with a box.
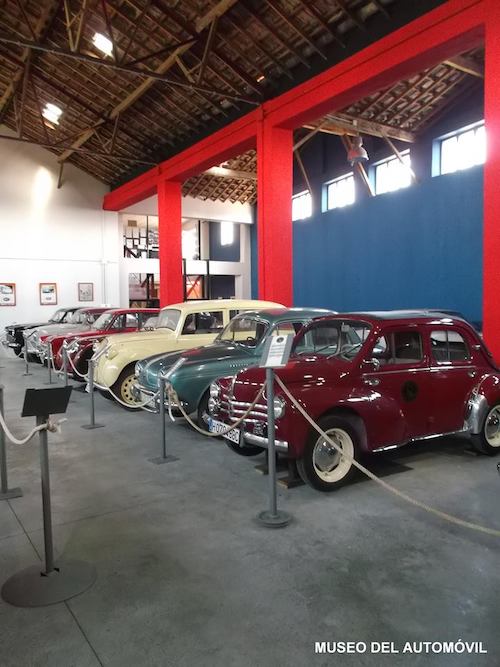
[361,358,380,372]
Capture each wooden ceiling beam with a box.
[444,54,484,78]
[294,0,345,48]
[303,114,416,143]
[264,0,327,61]
[195,0,239,33]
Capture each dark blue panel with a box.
[293,167,483,324]
[209,221,241,262]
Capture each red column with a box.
[483,1,500,360]
[158,179,183,307]
[256,118,293,306]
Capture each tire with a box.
[99,389,114,401]
[197,390,210,427]
[471,403,500,456]
[297,415,359,491]
[111,365,139,410]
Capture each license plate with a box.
[208,418,241,444]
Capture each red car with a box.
[50,308,159,374]
[209,312,500,491]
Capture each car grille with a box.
[220,381,267,424]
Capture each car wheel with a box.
[99,389,114,401]
[197,390,210,427]
[472,404,500,456]
[297,416,359,491]
[112,366,139,410]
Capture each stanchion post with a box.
[81,359,104,430]
[0,386,22,500]
[257,368,292,528]
[37,415,55,574]
[62,346,68,388]
[22,333,32,377]
[149,375,179,464]
[45,344,53,385]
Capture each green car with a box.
[132,308,333,424]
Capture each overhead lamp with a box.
[92,32,113,57]
[42,102,63,126]
[347,135,369,165]
[256,74,265,82]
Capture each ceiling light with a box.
[92,32,113,57]
[347,135,369,165]
[256,74,265,82]
[42,102,63,126]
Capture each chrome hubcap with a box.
[485,407,500,447]
[312,428,354,483]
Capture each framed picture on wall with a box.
[78,282,94,302]
[0,282,16,306]
[39,282,57,306]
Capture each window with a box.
[292,191,312,221]
[218,315,268,347]
[430,330,470,363]
[325,173,355,210]
[438,121,485,175]
[294,320,371,360]
[182,311,224,335]
[124,314,138,328]
[374,151,412,195]
[220,221,234,246]
[372,331,423,364]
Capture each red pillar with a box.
[483,0,500,360]
[256,118,293,305]
[158,179,183,307]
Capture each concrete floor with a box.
[0,350,499,667]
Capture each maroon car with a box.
[209,312,500,491]
[50,308,159,374]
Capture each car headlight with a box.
[106,347,118,360]
[273,396,286,419]
[210,382,220,398]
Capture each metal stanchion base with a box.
[81,423,105,430]
[22,372,33,377]
[1,560,96,607]
[0,487,23,500]
[256,510,292,528]
[148,455,179,465]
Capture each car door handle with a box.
[468,370,476,378]
[363,377,380,386]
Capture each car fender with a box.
[466,374,500,434]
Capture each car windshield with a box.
[217,315,268,348]
[294,319,371,360]
[92,312,114,330]
[49,308,69,323]
[68,311,87,324]
[157,309,181,330]
[141,317,158,331]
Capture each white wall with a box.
[0,130,121,329]
[123,193,253,224]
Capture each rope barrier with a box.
[93,379,161,410]
[0,410,66,445]
[66,348,89,380]
[274,375,500,539]
[166,384,266,437]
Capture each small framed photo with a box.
[0,282,16,306]
[39,282,57,306]
[78,282,94,302]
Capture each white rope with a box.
[275,375,500,539]
[66,348,89,380]
[0,410,66,445]
[167,384,266,437]
[92,379,161,410]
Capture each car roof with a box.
[321,310,473,326]
[101,307,160,314]
[161,299,283,311]
[234,307,334,321]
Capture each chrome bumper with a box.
[243,431,289,453]
[132,384,160,413]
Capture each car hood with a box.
[38,323,91,339]
[5,321,49,331]
[106,329,176,348]
[137,343,251,388]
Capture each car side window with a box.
[124,313,138,328]
[182,311,224,335]
[273,321,304,336]
[371,331,423,365]
[108,316,123,330]
[431,330,470,363]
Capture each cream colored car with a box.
[93,299,282,406]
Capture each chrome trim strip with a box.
[244,431,288,452]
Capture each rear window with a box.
[181,311,224,335]
[431,330,470,362]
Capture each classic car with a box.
[3,306,79,357]
[208,311,500,492]
[93,299,283,407]
[29,307,110,360]
[55,308,160,377]
[133,307,333,422]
